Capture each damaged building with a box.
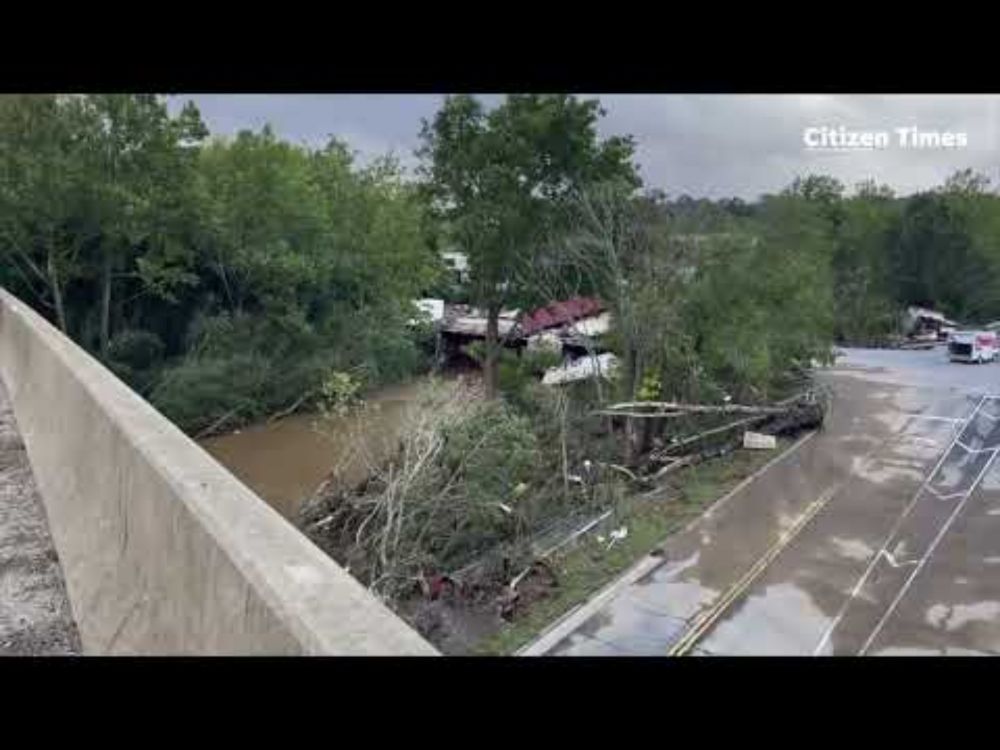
[417,295,618,383]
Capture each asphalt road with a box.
[832,345,1000,393]
[534,346,1000,656]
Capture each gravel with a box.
[0,380,81,656]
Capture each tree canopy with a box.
[0,95,442,434]
[417,94,640,396]
[4,93,999,437]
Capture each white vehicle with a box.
[948,330,999,363]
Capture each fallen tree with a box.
[297,382,545,606]
[595,401,789,419]
[296,376,828,651]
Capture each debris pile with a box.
[296,383,553,637]
[297,378,828,653]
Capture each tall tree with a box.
[74,94,207,356]
[564,183,693,463]
[0,95,91,333]
[417,94,640,397]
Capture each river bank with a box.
[199,375,468,519]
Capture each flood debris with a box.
[497,560,559,621]
[904,305,956,343]
[295,366,827,653]
[542,352,619,385]
[743,431,777,450]
[605,526,629,549]
[296,381,560,648]
[629,389,827,480]
[876,305,959,350]
[409,298,445,326]
[433,296,613,377]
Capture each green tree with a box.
[682,193,834,401]
[0,95,92,333]
[195,126,328,317]
[563,183,693,463]
[71,95,207,355]
[831,182,900,343]
[417,94,640,398]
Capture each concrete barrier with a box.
[0,289,437,655]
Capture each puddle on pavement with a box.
[573,597,688,655]
[982,399,1000,420]
[829,536,873,562]
[633,551,722,619]
[667,376,1000,656]
[849,454,927,486]
[958,412,1000,451]
[199,377,450,519]
[632,378,974,655]
[930,449,993,495]
[699,582,835,655]
[871,645,992,656]
[925,601,1000,632]
[974,462,1000,491]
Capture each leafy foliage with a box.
[5,92,1000,443]
[417,94,640,396]
[0,96,441,433]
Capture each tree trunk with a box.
[46,251,68,335]
[100,250,112,358]
[484,303,501,399]
[622,345,640,466]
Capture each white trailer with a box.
[948,330,999,363]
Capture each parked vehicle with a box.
[948,330,999,363]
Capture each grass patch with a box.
[472,438,794,655]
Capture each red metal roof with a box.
[519,296,605,336]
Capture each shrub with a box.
[153,305,430,434]
[440,399,539,509]
[151,353,275,433]
[316,369,365,417]
[464,341,562,403]
[106,329,165,371]
[300,386,544,600]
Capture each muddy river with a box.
[200,378,446,519]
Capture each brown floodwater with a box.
[199,378,441,519]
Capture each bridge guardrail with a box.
[0,288,436,655]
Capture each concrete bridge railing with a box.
[0,288,436,655]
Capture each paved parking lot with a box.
[530,347,1000,656]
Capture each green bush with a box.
[150,303,433,434]
[151,353,275,433]
[464,341,563,403]
[441,400,538,505]
[107,329,166,371]
[316,369,365,417]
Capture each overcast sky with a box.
[170,95,1000,200]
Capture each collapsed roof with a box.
[519,297,605,337]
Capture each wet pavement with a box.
[535,346,1000,656]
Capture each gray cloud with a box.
[171,94,1000,200]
